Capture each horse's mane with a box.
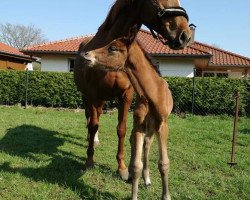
[135,39,162,77]
[99,0,135,31]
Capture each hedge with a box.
[0,70,249,116]
[165,77,249,116]
[0,71,82,108]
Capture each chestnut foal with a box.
[82,34,173,200]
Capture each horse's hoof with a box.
[118,168,129,181]
[126,175,132,184]
[85,160,94,169]
[162,194,171,200]
[145,182,151,188]
[94,141,100,146]
[144,178,151,187]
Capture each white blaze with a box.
[177,0,181,6]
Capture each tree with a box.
[0,23,47,50]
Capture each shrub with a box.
[0,70,249,116]
[166,77,249,116]
[0,71,82,108]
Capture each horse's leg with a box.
[84,96,90,141]
[94,103,103,145]
[85,103,103,168]
[116,89,133,180]
[156,121,171,200]
[143,128,154,187]
[85,98,100,146]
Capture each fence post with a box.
[25,68,29,109]
[228,91,240,167]
[191,68,196,114]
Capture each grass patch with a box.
[0,106,249,199]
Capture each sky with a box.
[0,0,250,58]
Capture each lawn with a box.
[0,106,249,200]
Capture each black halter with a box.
[149,0,189,45]
[158,7,189,21]
[151,0,189,21]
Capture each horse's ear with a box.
[128,25,139,42]
[122,25,139,46]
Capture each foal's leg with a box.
[143,130,154,187]
[130,129,145,200]
[156,121,171,200]
[129,101,148,200]
[116,88,134,180]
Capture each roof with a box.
[22,35,93,54]
[137,30,211,57]
[22,30,250,67]
[193,41,250,66]
[0,42,31,60]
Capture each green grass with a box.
[0,106,249,200]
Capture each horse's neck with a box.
[84,1,142,51]
[127,42,162,99]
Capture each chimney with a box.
[189,24,197,45]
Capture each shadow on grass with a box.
[0,125,118,199]
[239,128,250,135]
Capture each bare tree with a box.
[0,23,47,50]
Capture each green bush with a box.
[166,77,249,116]
[0,71,82,108]
[0,70,249,116]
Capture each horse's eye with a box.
[108,45,118,52]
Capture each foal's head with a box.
[141,0,192,49]
[81,26,153,71]
[80,39,128,70]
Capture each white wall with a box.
[41,55,72,72]
[156,59,195,77]
[40,55,195,78]
[228,72,243,78]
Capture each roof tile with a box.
[0,42,30,58]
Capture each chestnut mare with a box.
[81,29,173,200]
[74,0,191,180]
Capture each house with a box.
[0,42,33,70]
[22,29,250,78]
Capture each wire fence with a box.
[0,69,248,117]
[169,75,248,117]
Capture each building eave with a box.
[0,51,33,62]
[149,53,212,59]
[22,50,77,56]
[208,64,250,68]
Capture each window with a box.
[202,71,228,78]
[68,59,75,72]
[203,72,215,77]
[217,73,228,78]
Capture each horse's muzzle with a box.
[168,31,190,50]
